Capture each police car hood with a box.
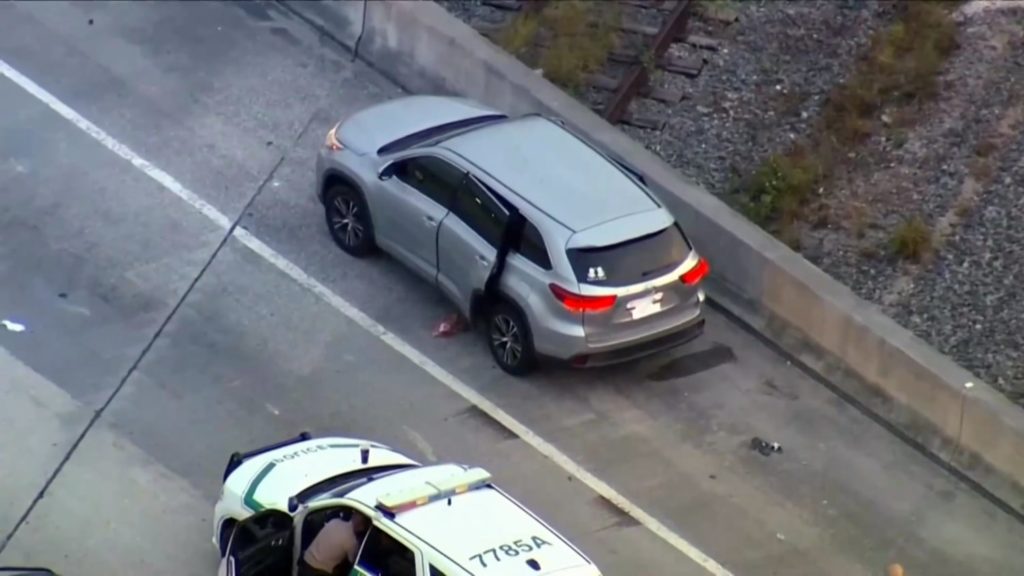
[382,476,602,576]
[224,437,419,513]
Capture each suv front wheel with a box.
[485,300,537,376]
[324,184,376,257]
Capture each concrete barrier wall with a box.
[280,0,1024,510]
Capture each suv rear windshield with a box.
[567,224,690,287]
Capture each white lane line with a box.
[0,58,734,576]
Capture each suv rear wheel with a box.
[485,300,537,376]
[324,184,376,257]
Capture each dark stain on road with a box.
[591,494,641,530]
[448,404,518,441]
[646,343,736,381]
[269,26,302,49]
[760,377,800,401]
[232,1,277,23]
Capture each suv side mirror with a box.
[378,162,398,181]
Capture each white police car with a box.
[214,433,602,576]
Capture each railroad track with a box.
[473,0,737,131]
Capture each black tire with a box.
[323,184,376,257]
[485,300,538,376]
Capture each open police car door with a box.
[218,510,294,576]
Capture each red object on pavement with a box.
[432,313,467,337]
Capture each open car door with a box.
[218,510,294,576]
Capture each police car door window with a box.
[355,525,418,576]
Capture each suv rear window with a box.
[567,225,690,287]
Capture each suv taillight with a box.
[680,257,709,286]
[549,284,616,313]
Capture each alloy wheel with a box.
[329,195,364,247]
[490,314,523,367]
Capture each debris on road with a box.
[1,319,26,333]
[432,313,467,338]
[750,436,783,457]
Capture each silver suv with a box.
[315,96,708,375]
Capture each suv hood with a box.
[224,437,420,512]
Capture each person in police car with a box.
[299,509,369,576]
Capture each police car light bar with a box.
[377,467,492,514]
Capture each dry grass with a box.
[850,203,871,239]
[741,151,821,230]
[496,12,540,59]
[823,2,959,146]
[496,0,620,94]
[969,157,995,181]
[974,137,999,158]
[742,2,959,243]
[890,216,933,262]
[953,196,973,218]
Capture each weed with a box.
[493,0,620,93]
[537,0,620,94]
[743,153,821,229]
[780,226,801,250]
[775,90,808,118]
[953,197,973,218]
[850,204,870,239]
[740,2,958,244]
[889,130,909,149]
[496,12,540,59]
[969,157,994,181]
[858,243,880,259]
[890,216,933,262]
[809,202,833,229]
[974,137,998,158]
[640,49,657,77]
[822,2,957,147]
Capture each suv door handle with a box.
[424,215,438,228]
[476,254,490,267]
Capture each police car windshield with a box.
[299,464,418,503]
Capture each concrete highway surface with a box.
[1,2,1022,575]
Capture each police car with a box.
[214,433,602,576]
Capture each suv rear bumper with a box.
[566,315,705,368]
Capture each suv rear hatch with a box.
[562,210,707,346]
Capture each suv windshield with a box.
[567,225,690,287]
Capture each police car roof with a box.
[347,464,597,576]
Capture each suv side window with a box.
[394,156,464,208]
[455,177,552,270]
[453,176,508,248]
[355,525,418,576]
[516,221,552,270]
